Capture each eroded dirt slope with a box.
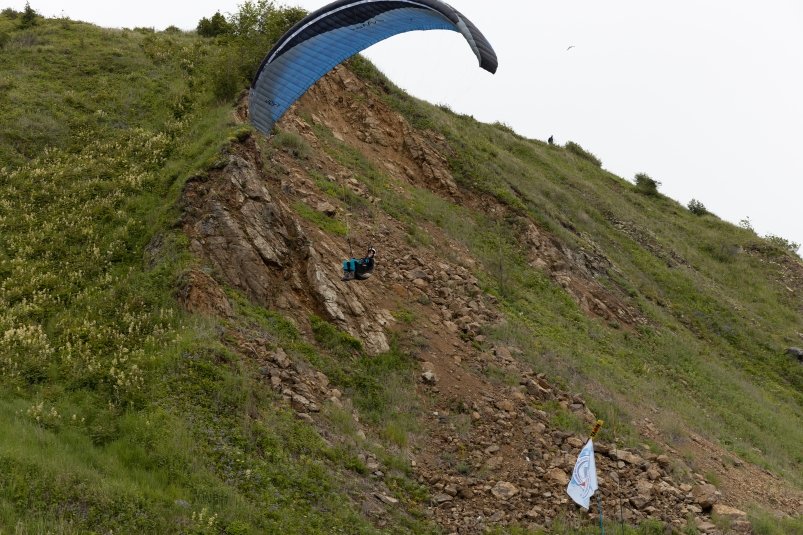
[178,67,803,534]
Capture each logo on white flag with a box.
[566,439,598,509]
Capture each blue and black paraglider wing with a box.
[249,0,498,135]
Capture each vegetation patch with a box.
[565,141,603,167]
[634,172,661,196]
[292,200,349,236]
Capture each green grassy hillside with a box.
[0,10,432,535]
[0,5,800,534]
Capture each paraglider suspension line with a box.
[342,181,354,258]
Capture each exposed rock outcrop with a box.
[176,269,233,318]
[181,141,391,353]
[523,221,646,326]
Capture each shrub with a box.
[437,102,453,114]
[702,243,739,263]
[565,141,602,167]
[687,199,708,215]
[163,25,182,34]
[19,2,37,29]
[197,12,231,37]
[292,201,348,236]
[202,4,306,102]
[273,131,310,159]
[763,234,800,256]
[635,172,661,196]
[310,315,362,355]
[0,31,8,50]
[492,121,518,137]
[1,7,18,18]
[228,2,306,39]
[207,47,247,102]
[738,217,754,232]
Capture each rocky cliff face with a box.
[182,139,392,353]
[177,67,803,534]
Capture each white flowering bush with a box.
[189,507,219,533]
[0,95,188,405]
[0,322,53,383]
[24,400,62,429]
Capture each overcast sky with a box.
[9,0,802,252]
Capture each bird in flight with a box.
[566,45,576,51]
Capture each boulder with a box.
[177,270,233,317]
[693,483,718,511]
[291,393,311,412]
[546,468,569,486]
[611,448,644,466]
[495,399,515,413]
[375,493,398,505]
[635,480,654,497]
[491,481,519,500]
[272,347,292,369]
[457,487,474,500]
[696,521,717,533]
[494,346,513,360]
[525,506,542,519]
[443,321,459,333]
[488,511,505,523]
[566,437,584,448]
[711,504,748,523]
[524,379,552,399]
[787,347,803,362]
[421,371,438,384]
[315,201,337,217]
[406,269,429,281]
[656,454,671,467]
[432,493,453,505]
[630,495,651,509]
[484,456,504,471]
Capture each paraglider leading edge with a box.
[249,0,498,135]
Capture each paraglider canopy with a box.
[250,0,498,135]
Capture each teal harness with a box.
[342,255,375,281]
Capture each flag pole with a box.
[590,420,604,535]
[598,494,605,535]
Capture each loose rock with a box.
[491,482,519,500]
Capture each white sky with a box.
[9,1,803,252]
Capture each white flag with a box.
[566,439,598,509]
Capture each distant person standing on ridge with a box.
[548,135,554,145]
